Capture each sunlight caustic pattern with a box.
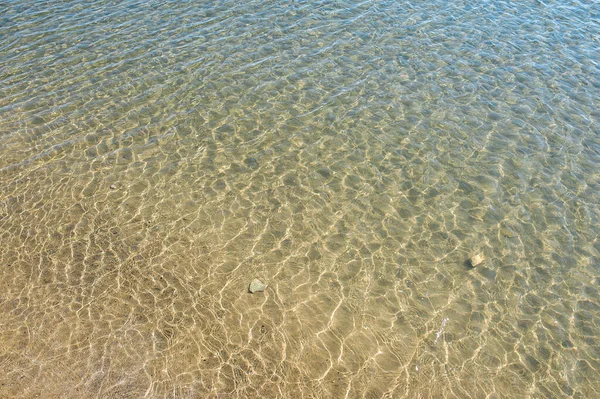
[1,0,599,397]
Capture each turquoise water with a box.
[1,0,599,397]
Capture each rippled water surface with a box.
[1,0,600,397]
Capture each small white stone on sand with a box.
[249,279,266,293]
[470,253,485,267]
[110,184,117,190]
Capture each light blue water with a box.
[1,0,599,397]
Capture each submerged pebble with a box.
[470,253,485,267]
[249,279,266,293]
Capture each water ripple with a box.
[1,0,599,397]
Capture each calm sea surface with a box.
[1,0,599,397]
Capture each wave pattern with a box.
[1,0,599,397]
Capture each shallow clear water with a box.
[1,0,599,397]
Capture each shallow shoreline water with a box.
[1,0,599,397]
